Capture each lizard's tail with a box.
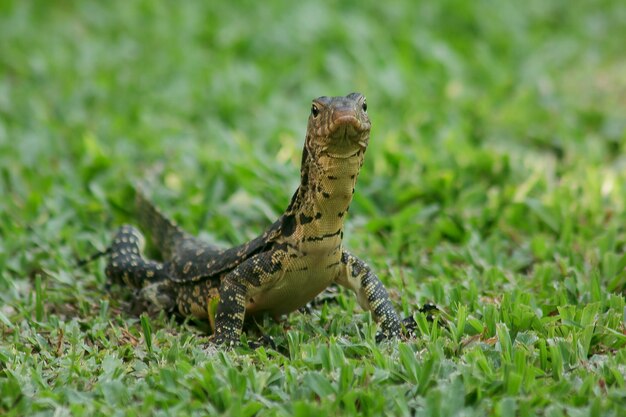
[104,225,170,288]
[134,182,186,260]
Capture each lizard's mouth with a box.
[324,115,369,158]
[325,149,363,159]
[324,137,368,158]
[331,114,368,135]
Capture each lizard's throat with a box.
[302,151,364,219]
[284,149,365,250]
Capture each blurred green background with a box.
[1,0,625,240]
[1,0,626,415]
[2,0,625,265]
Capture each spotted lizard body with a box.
[104,93,402,346]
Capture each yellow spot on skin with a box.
[183,262,192,274]
[146,270,154,278]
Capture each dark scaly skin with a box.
[105,92,402,346]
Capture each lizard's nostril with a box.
[331,108,360,129]
[332,107,355,120]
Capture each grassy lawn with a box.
[2,0,626,415]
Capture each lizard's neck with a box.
[284,145,365,248]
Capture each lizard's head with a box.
[306,92,371,159]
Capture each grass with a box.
[1,0,626,415]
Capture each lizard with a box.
[103,92,402,346]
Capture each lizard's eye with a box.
[311,104,320,118]
[362,102,367,112]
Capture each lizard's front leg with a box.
[336,250,402,339]
[211,249,286,346]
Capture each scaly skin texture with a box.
[105,93,402,346]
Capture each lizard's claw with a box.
[207,333,239,348]
[247,335,276,350]
[375,324,404,343]
[375,304,444,342]
[375,317,413,342]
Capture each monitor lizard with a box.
[103,92,402,346]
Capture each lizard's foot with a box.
[207,333,240,349]
[375,320,406,343]
[137,282,176,314]
[375,323,403,343]
[247,334,276,350]
[375,303,444,342]
[206,333,275,350]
